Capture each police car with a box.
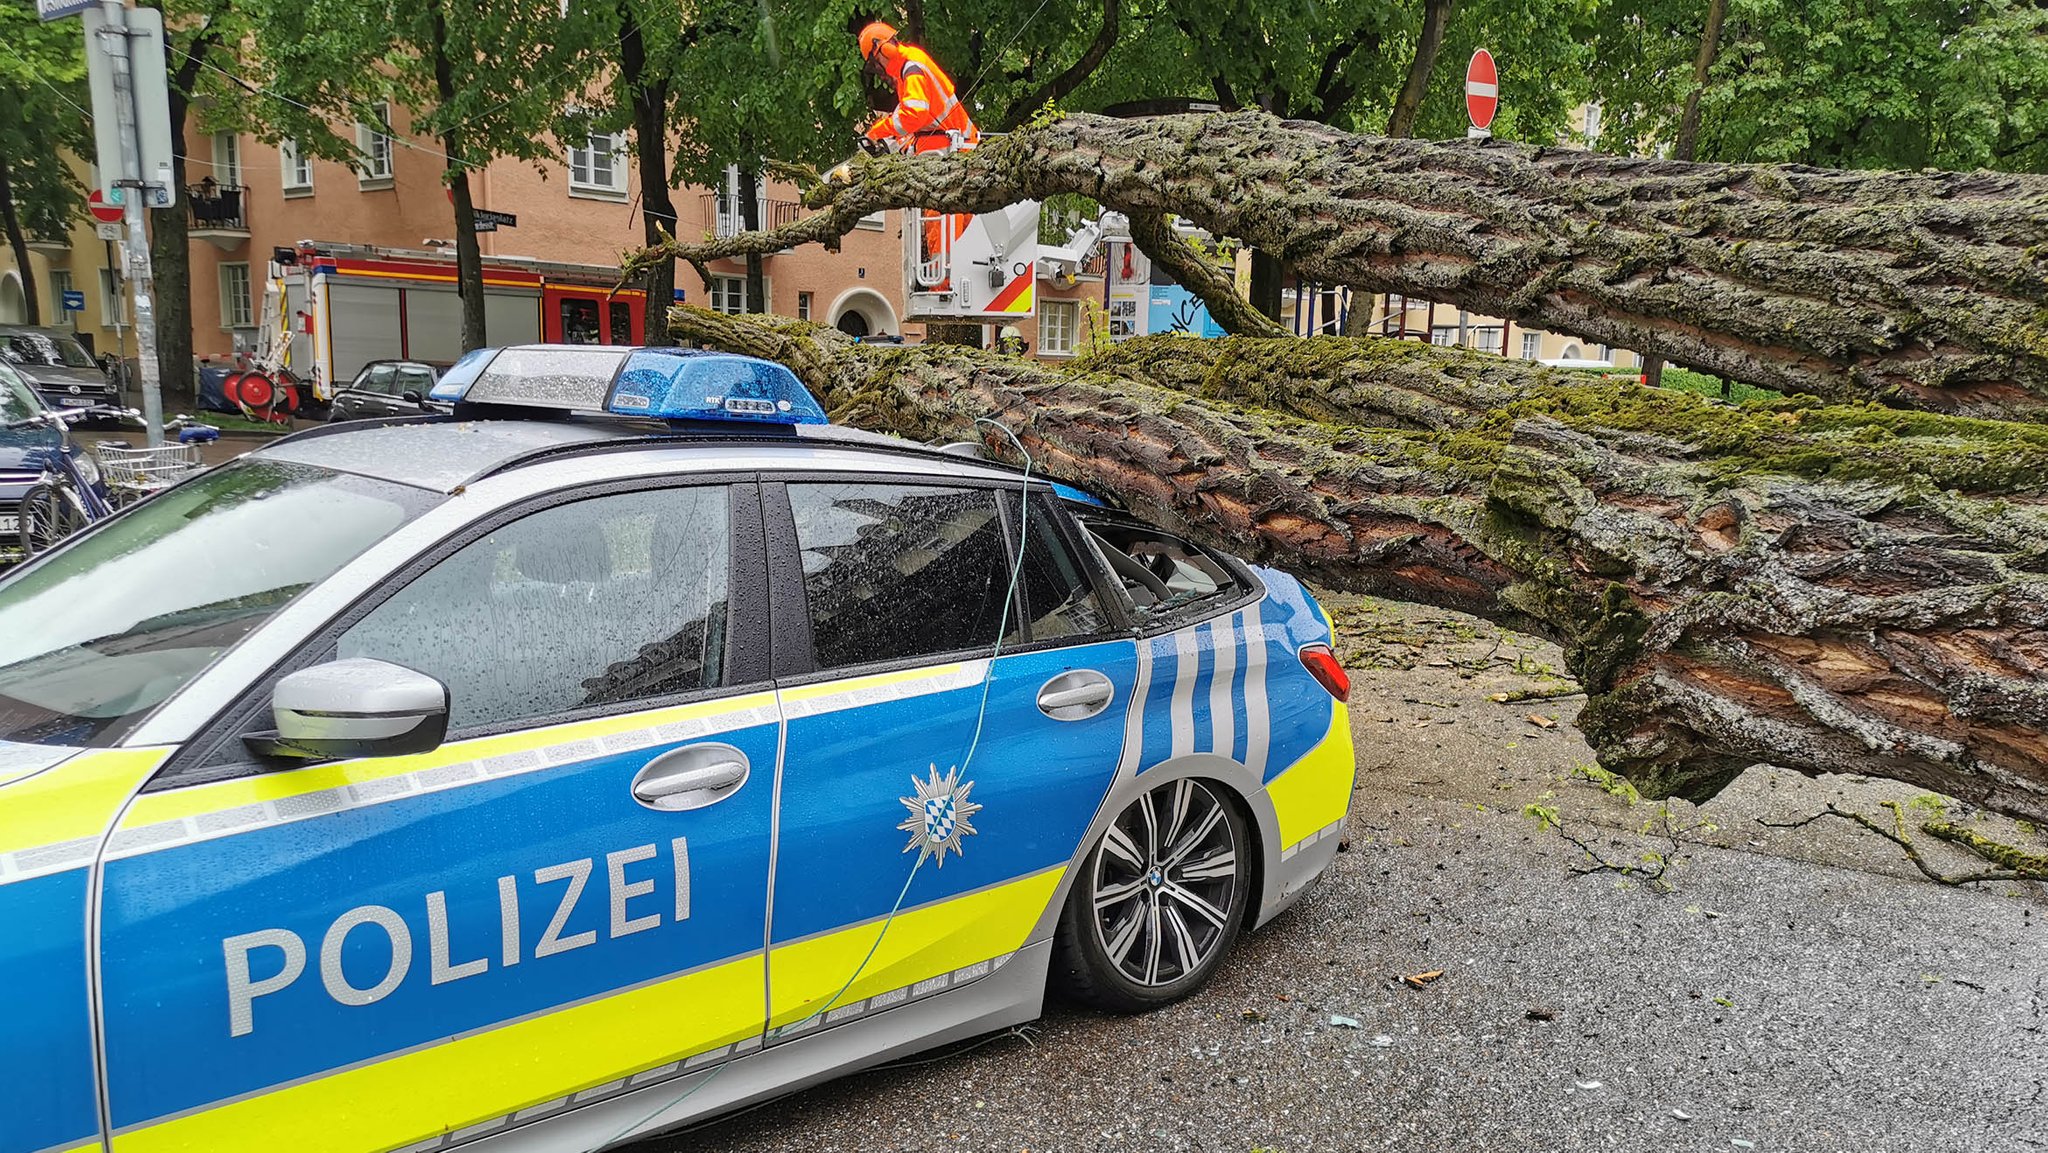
[0,344,1354,1153]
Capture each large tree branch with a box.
[1125,212,1282,337]
[669,306,2048,824]
[633,113,2048,422]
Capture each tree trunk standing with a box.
[1346,4,1454,341]
[619,1,676,345]
[639,113,2048,421]
[737,166,766,313]
[0,155,41,325]
[668,306,2048,824]
[428,0,486,352]
[1643,0,1730,392]
[149,75,196,401]
[1248,250,1284,323]
[1385,0,1454,140]
[445,167,487,351]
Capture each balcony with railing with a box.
[702,194,804,245]
[187,181,249,249]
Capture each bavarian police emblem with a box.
[900,764,980,866]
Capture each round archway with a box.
[828,288,898,341]
[0,273,25,324]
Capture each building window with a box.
[219,263,253,328]
[797,291,812,321]
[211,133,242,187]
[50,271,77,329]
[568,132,624,194]
[1582,103,1603,147]
[99,268,122,324]
[1596,344,1611,362]
[281,139,313,193]
[1473,326,1502,354]
[357,103,394,184]
[709,275,746,315]
[1430,327,1457,347]
[1040,300,1079,356]
[1520,332,1542,359]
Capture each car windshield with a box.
[0,459,442,746]
[0,363,43,424]
[4,331,97,369]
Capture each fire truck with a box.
[243,243,655,418]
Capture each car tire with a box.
[1051,777,1252,1013]
[17,483,88,559]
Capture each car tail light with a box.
[1298,644,1350,701]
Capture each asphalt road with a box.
[637,600,2047,1153]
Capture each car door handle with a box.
[631,743,749,811]
[1037,670,1115,721]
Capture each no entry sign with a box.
[89,189,123,224]
[1466,49,1498,135]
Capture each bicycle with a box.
[6,404,134,561]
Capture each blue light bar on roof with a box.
[426,344,829,426]
[606,348,828,425]
[428,346,498,403]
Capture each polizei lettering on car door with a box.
[222,837,691,1037]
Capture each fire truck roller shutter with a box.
[403,287,464,368]
[484,289,543,347]
[326,283,404,384]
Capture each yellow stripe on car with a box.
[112,954,765,1153]
[0,747,169,859]
[1263,703,1354,850]
[768,866,1062,1029]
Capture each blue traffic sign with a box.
[61,290,86,312]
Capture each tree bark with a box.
[634,113,2048,422]
[1126,212,1282,338]
[1385,0,1453,139]
[0,155,41,325]
[150,74,195,398]
[429,0,486,352]
[738,166,766,314]
[1675,0,1730,161]
[668,306,2048,824]
[619,0,676,345]
[1645,0,1731,392]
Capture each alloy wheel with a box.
[1089,778,1241,988]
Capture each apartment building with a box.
[176,104,932,365]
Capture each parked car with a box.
[327,359,446,421]
[0,344,1355,1152]
[0,325,122,418]
[0,361,109,563]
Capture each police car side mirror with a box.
[244,657,450,762]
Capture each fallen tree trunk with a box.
[673,306,2048,824]
[631,112,2048,422]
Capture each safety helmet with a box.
[858,21,898,64]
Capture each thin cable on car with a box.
[587,419,1036,1149]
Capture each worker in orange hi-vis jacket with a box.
[858,21,978,291]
